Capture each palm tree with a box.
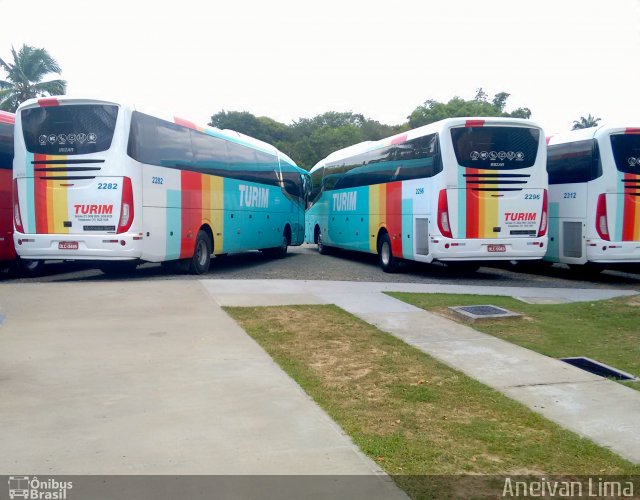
[0,45,67,112]
[572,114,601,130]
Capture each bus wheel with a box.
[317,231,331,255]
[99,260,138,275]
[378,233,399,273]
[189,230,212,275]
[17,258,44,277]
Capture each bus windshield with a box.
[451,126,539,170]
[610,133,640,175]
[21,104,118,156]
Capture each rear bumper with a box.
[430,236,547,261]
[14,232,142,261]
[586,239,640,263]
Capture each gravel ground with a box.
[2,244,640,290]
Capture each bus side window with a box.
[547,139,601,184]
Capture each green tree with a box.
[572,114,601,130]
[408,90,531,128]
[0,45,67,112]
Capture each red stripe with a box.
[625,128,640,135]
[622,174,637,241]
[38,98,59,107]
[386,181,403,258]
[466,168,479,238]
[180,171,202,258]
[34,154,48,233]
[0,111,14,124]
[174,117,197,130]
[390,134,408,145]
[0,170,16,260]
[465,119,485,128]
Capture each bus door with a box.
[609,132,640,242]
[16,102,130,238]
[448,125,545,244]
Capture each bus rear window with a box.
[22,104,118,155]
[451,126,539,169]
[610,134,640,175]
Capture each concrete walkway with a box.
[0,281,404,497]
[203,279,640,464]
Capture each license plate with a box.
[59,241,79,250]
[487,244,506,252]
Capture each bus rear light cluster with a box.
[437,189,453,238]
[537,189,548,237]
[596,194,610,241]
[117,177,134,234]
[12,179,24,233]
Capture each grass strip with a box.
[226,304,640,498]
[387,293,640,391]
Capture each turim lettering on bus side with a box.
[239,184,269,208]
[332,191,357,212]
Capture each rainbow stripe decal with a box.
[457,168,500,238]
[368,182,404,256]
[615,171,640,241]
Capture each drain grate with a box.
[562,357,638,381]
[449,305,521,321]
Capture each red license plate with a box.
[59,241,79,250]
[487,244,506,253]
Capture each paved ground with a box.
[4,244,640,291]
[204,279,640,465]
[0,280,403,497]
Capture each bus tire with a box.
[99,260,138,275]
[188,230,212,275]
[317,231,331,255]
[16,258,44,277]
[378,233,399,273]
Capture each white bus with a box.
[305,117,548,272]
[546,125,640,270]
[12,97,307,274]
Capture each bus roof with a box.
[547,124,640,146]
[311,116,543,170]
[16,95,300,167]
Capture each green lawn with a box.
[226,304,640,499]
[387,293,640,391]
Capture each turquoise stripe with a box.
[545,202,560,262]
[614,170,624,241]
[166,189,181,260]
[457,167,466,238]
[402,199,414,260]
[25,152,35,233]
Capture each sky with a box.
[0,0,638,136]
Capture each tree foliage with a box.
[0,44,67,112]
[572,114,601,130]
[209,89,532,170]
[408,88,531,129]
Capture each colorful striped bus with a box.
[546,125,640,270]
[12,97,308,274]
[305,117,548,272]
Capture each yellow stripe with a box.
[211,175,224,253]
[369,185,380,252]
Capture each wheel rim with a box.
[195,240,207,267]
[381,241,391,266]
[24,260,39,271]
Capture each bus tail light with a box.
[13,179,24,233]
[437,189,453,238]
[117,177,134,234]
[596,194,610,241]
[537,189,548,237]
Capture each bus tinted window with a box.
[129,112,280,186]
[395,134,442,181]
[451,126,539,169]
[22,104,118,156]
[309,166,324,205]
[280,163,303,202]
[610,134,640,175]
[547,139,602,184]
[0,122,13,170]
